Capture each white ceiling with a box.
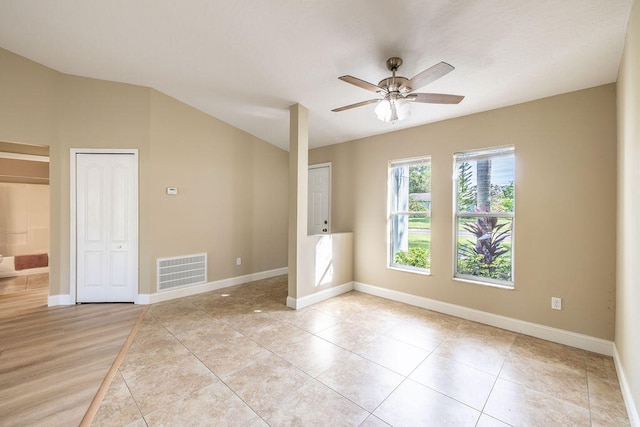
[0,1,634,150]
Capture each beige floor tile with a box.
[221,353,312,416]
[221,310,281,335]
[192,335,272,379]
[343,309,402,333]
[383,320,449,351]
[143,380,261,426]
[278,307,339,333]
[484,378,591,426]
[93,277,630,426]
[500,353,589,408]
[509,334,586,372]
[588,375,631,427]
[120,352,217,416]
[147,299,200,319]
[265,379,369,426]
[316,322,382,352]
[401,306,463,332]
[357,334,429,376]
[242,319,312,352]
[433,336,509,375]
[374,379,480,426]
[274,334,352,377]
[121,323,192,369]
[313,293,367,319]
[170,317,244,349]
[317,353,404,411]
[359,414,391,426]
[123,418,148,427]
[154,309,222,333]
[454,320,517,350]
[586,351,619,383]
[475,414,511,427]
[92,371,142,427]
[410,354,496,410]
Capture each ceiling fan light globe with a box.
[395,98,411,120]
[375,99,392,122]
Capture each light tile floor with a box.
[93,275,630,426]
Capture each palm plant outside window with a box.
[389,157,431,273]
[454,147,515,286]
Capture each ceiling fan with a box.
[332,57,464,122]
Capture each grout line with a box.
[79,304,149,427]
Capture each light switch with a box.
[166,187,178,195]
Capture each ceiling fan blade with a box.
[338,75,386,93]
[407,93,464,104]
[400,62,455,92]
[332,99,379,112]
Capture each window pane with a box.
[392,214,430,269]
[390,161,431,214]
[455,149,514,213]
[389,156,431,273]
[456,216,512,283]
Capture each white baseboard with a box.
[46,267,288,306]
[137,267,288,305]
[48,294,74,306]
[286,282,354,310]
[613,344,640,426]
[354,281,614,356]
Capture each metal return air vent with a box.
[157,253,207,291]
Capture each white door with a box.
[308,164,330,235]
[76,153,138,302]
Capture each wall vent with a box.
[157,253,207,291]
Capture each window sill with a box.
[388,265,431,276]
[452,276,514,290]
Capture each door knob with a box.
[323,228,328,232]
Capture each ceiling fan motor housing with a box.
[378,76,410,93]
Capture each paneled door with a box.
[308,164,330,235]
[76,153,138,302]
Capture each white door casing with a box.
[75,152,138,302]
[308,163,330,235]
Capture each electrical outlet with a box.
[551,297,562,310]
[236,257,241,266]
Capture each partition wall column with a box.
[287,103,309,305]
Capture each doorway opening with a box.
[0,141,50,313]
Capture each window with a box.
[389,157,431,273]
[454,146,515,286]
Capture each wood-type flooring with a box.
[0,273,145,426]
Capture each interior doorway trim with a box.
[69,148,139,304]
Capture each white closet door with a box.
[76,153,137,302]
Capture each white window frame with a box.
[453,146,515,288]
[388,156,431,275]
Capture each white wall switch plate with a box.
[236,257,241,265]
[551,297,562,310]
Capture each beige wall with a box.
[617,0,640,421]
[0,47,288,297]
[147,90,288,294]
[311,84,617,340]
